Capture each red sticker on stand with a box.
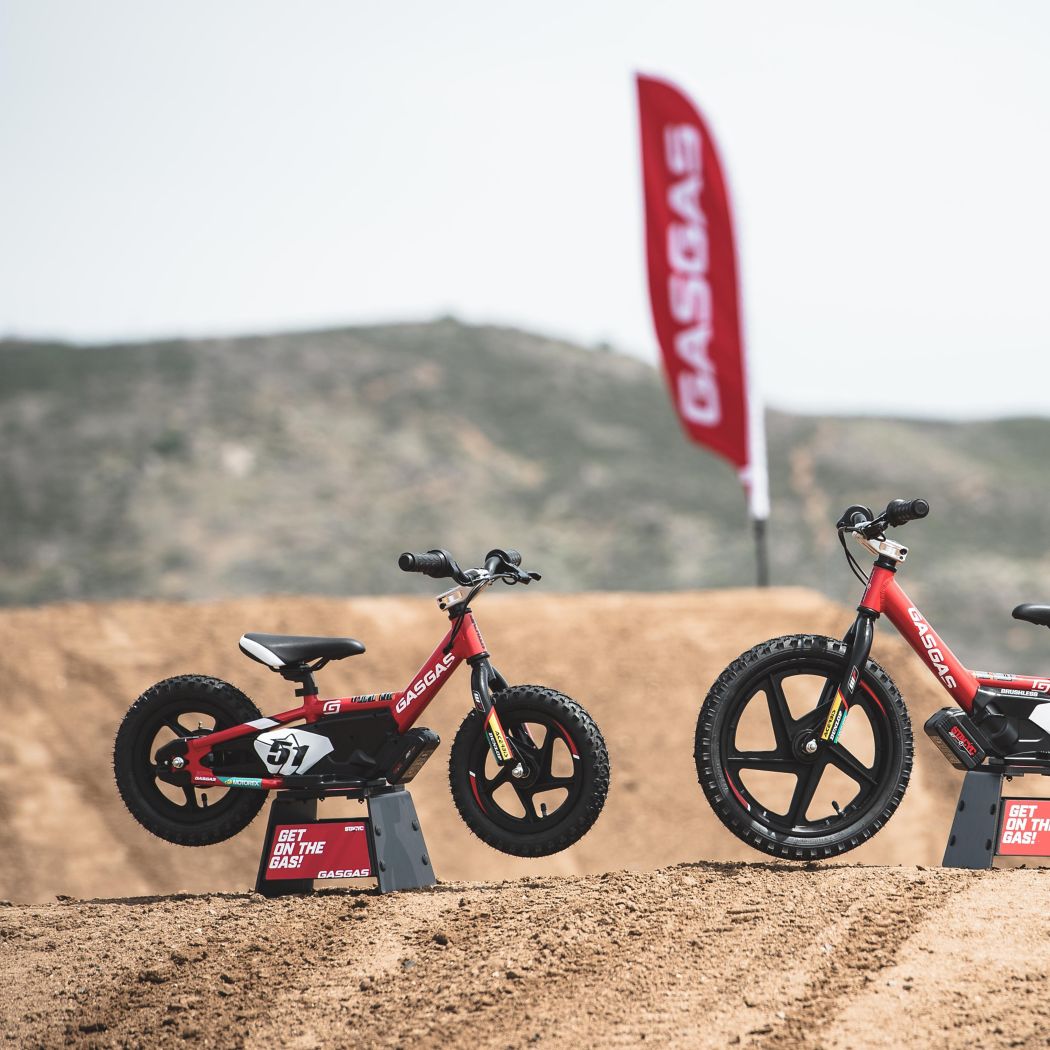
[997,799,1050,856]
[264,820,372,880]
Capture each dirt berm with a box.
[0,587,973,901]
[1,589,1048,1048]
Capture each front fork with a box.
[469,656,527,778]
[819,610,876,745]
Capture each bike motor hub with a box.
[791,731,821,761]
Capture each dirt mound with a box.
[2,864,1048,1048]
[0,588,962,904]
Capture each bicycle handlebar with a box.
[837,498,930,537]
[398,547,539,586]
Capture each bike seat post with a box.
[280,661,325,699]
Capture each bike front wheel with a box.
[449,685,610,857]
[695,634,913,860]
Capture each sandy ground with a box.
[1,864,1048,1049]
[0,588,968,904]
[1,589,1048,1048]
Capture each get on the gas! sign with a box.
[264,820,373,880]
[997,799,1050,855]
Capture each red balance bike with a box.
[696,498,1050,860]
[115,548,609,858]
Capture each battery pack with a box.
[386,728,440,784]
[924,708,988,771]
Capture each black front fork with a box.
[468,655,523,772]
[820,609,877,745]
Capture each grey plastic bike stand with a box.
[254,786,436,897]
[942,769,1004,870]
[368,787,437,893]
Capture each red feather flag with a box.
[636,73,769,535]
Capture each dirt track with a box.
[2,589,1049,1047]
[2,863,1048,1049]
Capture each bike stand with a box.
[255,784,437,897]
[942,765,1050,870]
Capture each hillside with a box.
[3,319,1050,670]
[0,588,970,905]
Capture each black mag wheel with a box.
[449,684,610,857]
[695,635,913,860]
[114,675,267,846]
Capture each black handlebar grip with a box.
[485,547,522,567]
[885,498,930,527]
[398,551,451,578]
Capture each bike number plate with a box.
[997,799,1050,857]
[264,819,373,881]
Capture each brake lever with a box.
[499,568,540,585]
[847,516,887,540]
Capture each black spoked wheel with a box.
[695,635,913,860]
[114,675,267,846]
[449,685,610,857]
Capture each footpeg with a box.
[924,708,989,770]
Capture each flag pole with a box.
[753,519,769,587]
[745,388,770,588]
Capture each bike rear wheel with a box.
[695,634,913,860]
[114,675,267,846]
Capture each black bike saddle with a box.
[239,632,366,668]
[1012,604,1050,628]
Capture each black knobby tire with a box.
[449,684,610,857]
[695,635,913,860]
[114,675,267,846]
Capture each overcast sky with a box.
[2,2,1048,418]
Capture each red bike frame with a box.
[804,538,1050,765]
[183,610,515,789]
[860,567,978,710]
[861,566,1050,705]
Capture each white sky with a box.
[2,1,1049,418]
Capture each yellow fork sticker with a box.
[820,691,848,743]
[486,711,513,762]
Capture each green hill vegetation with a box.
[2,318,1048,670]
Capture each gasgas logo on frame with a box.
[395,653,455,714]
[908,607,957,690]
